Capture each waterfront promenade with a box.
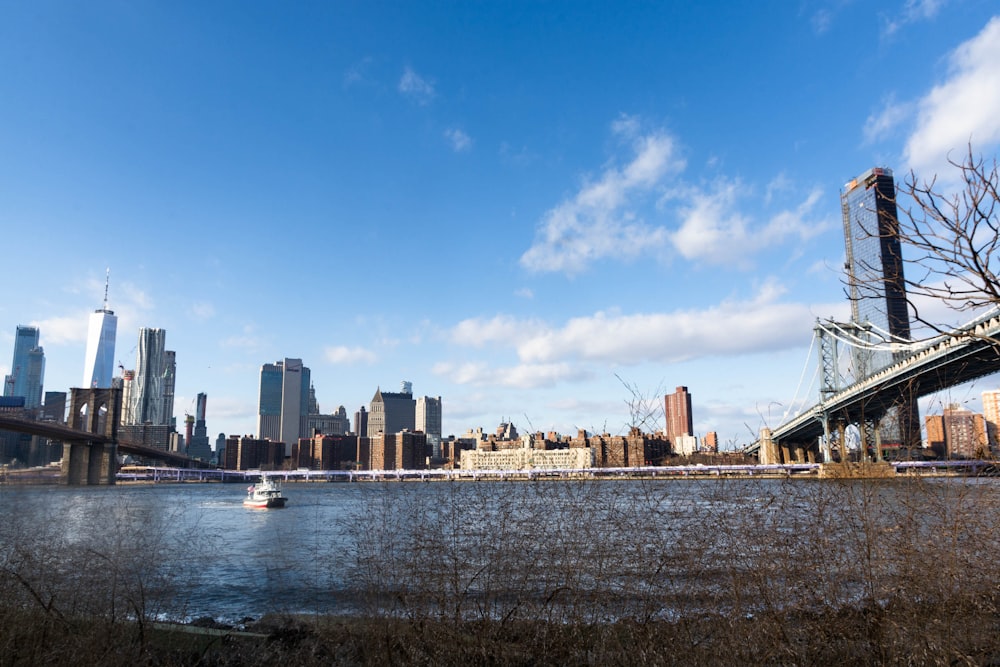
[111,459,992,483]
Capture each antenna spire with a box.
[103,268,110,310]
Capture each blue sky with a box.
[2,1,999,447]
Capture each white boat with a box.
[243,477,287,508]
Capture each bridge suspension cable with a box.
[780,328,820,425]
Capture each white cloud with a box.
[452,314,542,347]
[189,301,215,321]
[883,0,948,37]
[514,287,534,299]
[811,9,833,34]
[343,57,373,87]
[670,180,827,266]
[221,325,264,351]
[520,122,683,274]
[32,314,89,346]
[399,66,435,104]
[904,17,1000,181]
[433,360,591,389]
[444,127,472,152]
[522,118,830,274]
[449,281,845,368]
[863,95,914,145]
[325,345,377,365]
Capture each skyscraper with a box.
[256,358,310,456]
[130,328,168,425]
[415,396,442,436]
[416,395,442,457]
[981,389,1000,449]
[841,167,911,377]
[82,271,117,389]
[368,385,416,436]
[187,393,212,461]
[664,386,693,444]
[4,325,44,409]
[841,167,919,447]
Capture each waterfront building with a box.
[256,358,310,457]
[224,435,284,470]
[982,389,1000,449]
[926,405,987,459]
[82,273,117,389]
[292,433,358,470]
[4,325,44,409]
[364,430,428,470]
[704,431,719,452]
[584,431,643,467]
[441,436,477,468]
[664,386,693,450]
[367,384,415,436]
[674,434,699,456]
[460,445,593,470]
[841,167,919,447]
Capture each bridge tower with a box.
[62,387,122,485]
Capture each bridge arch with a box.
[62,387,123,485]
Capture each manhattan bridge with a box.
[755,166,1000,464]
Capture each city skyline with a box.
[2,4,1000,444]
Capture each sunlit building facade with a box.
[664,386,693,449]
[256,358,310,457]
[82,309,117,389]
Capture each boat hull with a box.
[243,497,287,509]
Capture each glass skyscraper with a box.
[841,167,911,378]
[82,278,117,389]
[4,325,44,409]
[841,167,919,448]
[130,328,168,425]
[256,358,310,456]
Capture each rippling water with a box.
[3,477,1000,625]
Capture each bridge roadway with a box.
[767,311,1000,450]
[0,413,212,469]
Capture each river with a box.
[3,476,1000,625]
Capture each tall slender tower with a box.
[82,270,117,389]
[130,328,167,425]
[981,390,1000,449]
[4,325,44,409]
[841,167,919,447]
[841,168,911,376]
[664,386,693,442]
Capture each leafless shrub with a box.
[3,475,1000,665]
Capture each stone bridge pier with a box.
[61,387,122,485]
[758,427,817,465]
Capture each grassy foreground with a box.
[3,475,1000,665]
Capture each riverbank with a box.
[6,593,1000,666]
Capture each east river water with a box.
[3,476,1000,625]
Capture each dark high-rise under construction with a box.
[841,167,919,448]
